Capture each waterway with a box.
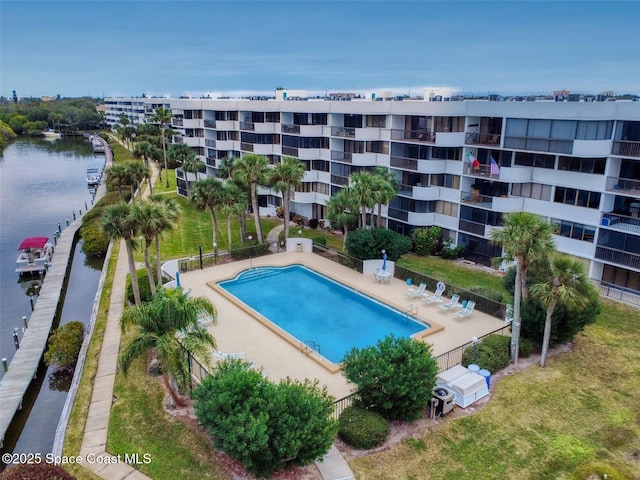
[0,136,105,457]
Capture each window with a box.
[366,141,388,154]
[311,113,327,125]
[265,112,280,123]
[312,160,329,172]
[293,113,309,125]
[344,114,363,128]
[431,147,461,160]
[366,115,386,128]
[241,133,280,144]
[576,121,613,140]
[436,201,458,217]
[551,219,596,242]
[554,187,600,209]
[434,116,464,132]
[511,183,552,201]
[251,112,265,123]
[430,174,460,189]
[514,152,555,169]
[558,156,606,174]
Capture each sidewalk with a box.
[76,156,354,479]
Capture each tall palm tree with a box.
[106,164,130,202]
[119,287,217,406]
[191,177,226,251]
[151,107,173,187]
[270,156,305,239]
[219,182,247,249]
[100,203,141,305]
[325,186,358,249]
[130,200,167,295]
[350,170,377,228]
[371,166,398,228]
[530,255,594,367]
[125,161,149,202]
[169,144,205,199]
[491,212,555,365]
[118,114,130,145]
[219,156,249,242]
[233,154,270,243]
[149,194,181,285]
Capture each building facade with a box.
[105,92,640,297]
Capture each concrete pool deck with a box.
[179,251,508,400]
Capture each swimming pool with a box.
[217,265,429,364]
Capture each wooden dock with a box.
[0,140,111,448]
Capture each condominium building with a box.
[104,91,640,299]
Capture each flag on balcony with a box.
[490,156,501,176]
[466,151,476,164]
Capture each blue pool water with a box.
[218,265,428,363]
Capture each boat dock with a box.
[0,141,111,449]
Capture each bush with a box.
[0,462,77,480]
[439,243,463,260]
[519,336,534,357]
[193,360,338,477]
[461,334,511,373]
[312,236,327,246]
[126,268,154,304]
[229,242,270,260]
[80,221,110,257]
[44,321,85,371]
[466,285,503,303]
[308,218,319,229]
[412,226,441,256]
[339,406,389,449]
[346,228,412,262]
[342,335,438,421]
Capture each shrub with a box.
[519,336,534,357]
[44,321,85,371]
[346,228,412,262]
[461,334,511,373]
[193,360,338,477]
[312,236,327,246]
[126,269,154,304]
[339,406,389,449]
[342,335,438,421]
[80,221,110,257]
[466,285,503,303]
[0,462,77,480]
[229,242,270,259]
[439,243,464,260]
[412,226,441,256]
[80,205,104,225]
[308,218,319,229]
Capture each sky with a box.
[1,1,639,99]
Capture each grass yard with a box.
[348,299,640,480]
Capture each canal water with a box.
[0,136,105,456]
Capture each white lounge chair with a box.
[423,284,445,304]
[407,282,427,298]
[213,350,246,360]
[438,294,460,311]
[455,300,476,318]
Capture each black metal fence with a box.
[175,242,274,273]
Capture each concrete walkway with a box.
[76,156,354,479]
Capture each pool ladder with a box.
[301,340,321,356]
[405,304,419,319]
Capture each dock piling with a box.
[29,296,34,311]
[23,316,28,329]
[58,223,61,233]
[2,359,7,373]
[66,219,69,227]
[13,329,20,349]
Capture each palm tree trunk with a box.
[227,216,233,251]
[343,224,349,249]
[209,209,219,250]
[163,373,186,407]
[283,188,290,239]
[521,265,530,299]
[540,299,558,367]
[125,241,141,306]
[144,240,156,295]
[162,127,169,188]
[377,203,383,228]
[251,183,263,242]
[512,260,523,365]
[155,235,163,286]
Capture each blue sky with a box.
[1,1,638,98]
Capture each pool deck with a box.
[179,251,507,400]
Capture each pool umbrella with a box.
[176,271,181,288]
[382,251,387,271]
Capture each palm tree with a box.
[119,287,217,406]
[125,161,149,202]
[169,143,205,198]
[118,114,130,145]
[130,200,167,295]
[270,156,305,239]
[219,156,249,242]
[233,154,270,243]
[530,255,594,367]
[151,107,173,187]
[350,171,377,228]
[100,203,141,305]
[491,212,555,365]
[149,194,181,286]
[325,187,358,249]
[219,182,247,249]
[371,166,398,228]
[191,177,226,251]
[106,164,130,202]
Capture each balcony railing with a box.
[605,176,640,194]
[465,132,501,146]
[331,151,352,163]
[458,219,487,236]
[600,212,640,233]
[205,139,216,148]
[390,129,435,143]
[390,156,418,171]
[240,121,255,131]
[331,175,349,186]
[460,190,492,206]
[240,142,254,152]
[612,140,640,158]
[331,126,355,138]
[204,119,216,128]
[387,208,409,222]
[172,118,184,127]
[282,146,298,156]
[282,124,301,134]
[595,246,640,270]
[463,163,497,178]
[206,156,216,167]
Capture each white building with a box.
[105,93,640,298]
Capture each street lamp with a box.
[213,242,218,264]
[471,336,478,363]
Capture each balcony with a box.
[595,246,640,270]
[460,191,523,212]
[206,156,216,168]
[605,176,640,195]
[459,219,488,236]
[331,126,355,138]
[282,124,301,134]
[204,119,216,129]
[282,146,298,157]
[205,139,216,148]
[240,121,255,131]
[331,151,352,163]
[600,212,640,233]
[397,184,440,201]
[240,142,254,152]
[390,156,417,171]
[612,140,640,158]
[172,118,184,127]
[390,129,435,143]
[503,135,573,154]
[465,132,501,146]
